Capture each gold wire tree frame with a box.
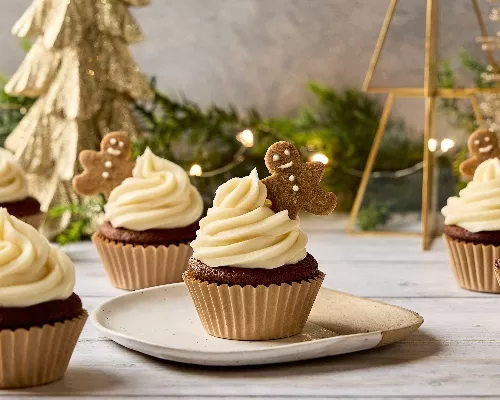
[346,0,498,250]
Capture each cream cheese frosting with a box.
[191,169,308,269]
[442,157,500,232]
[0,149,28,203]
[0,209,75,307]
[105,148,203,231]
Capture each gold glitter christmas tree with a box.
[5,0,153,236]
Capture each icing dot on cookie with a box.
[289,175,295,181]
[273,154,279,161]
[284,149,290,155]
[293,185,299,192]
[105,161,112,168]
[119,141,124,147]
[110,138,117,145]
[485,137,491,142]
[102,172,110,179]
[474,140,480,145]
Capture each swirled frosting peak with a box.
[473,157,500,182]
[442,158,500,232]
[105,148,203,231]
[0,209,75,307]
[191,169,308,269]
[0,148,28,203]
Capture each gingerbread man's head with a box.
[101,132,132,159]
[468,128,499,157]
[265,141,302,174]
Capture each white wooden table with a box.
[4,217,500,399]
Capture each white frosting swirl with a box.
[191,169,307,269]
[0,209,75,307]
[105,148,203,231]
[442,158,500,232]
[0,149,28,203]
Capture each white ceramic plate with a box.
[91,283,423,366]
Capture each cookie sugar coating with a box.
[459,128,500,180]
[73,131,135,199]
[261,141,337,219]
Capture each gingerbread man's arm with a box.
[304,161,325,182]
[73,151,103,196]
[72,171,101,197]
[459,158,477,181]
[79,150,96,170]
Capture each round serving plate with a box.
[91,283,423,366]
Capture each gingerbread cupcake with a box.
[0,149,44,229]
[183,142,336,340]
[0,209,87,388]
[442,157,500,293]
[74,132,204,290]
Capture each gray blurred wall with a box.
[0,0,493,143]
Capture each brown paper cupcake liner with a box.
[0,310,87,389]
[92,233,193,290]
[495,266,500,290]
[183,272,324,340]
[17,212,45,230]
[443,234,500,293]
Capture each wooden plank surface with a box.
[4,221,500,399]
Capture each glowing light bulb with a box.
[236,129,254,147]
[189,164,202,176]
[440,138,455,153]
[427,139,438,152]
[311,152,329,164]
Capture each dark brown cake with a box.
[186,253,322,286]
[444,225,500,246]
[98,220,199,246]
[0,293,83,330]
[0,197,40,218]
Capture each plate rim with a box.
[90,282,422,356]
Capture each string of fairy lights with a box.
[189,129,329,178]
[3,102,459,181]
[0,101,455,180]
[189,128,456,179]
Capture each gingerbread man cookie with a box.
[261,141,337,219]
[459,128,500,180]
[73,132,135,199]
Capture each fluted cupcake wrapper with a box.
[183,272,325,340]
[17,212,45,230]
[443,234,500,293]
[495,266,500,290]
[0,310,87,389]
[92,233,193,290]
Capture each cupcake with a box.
[442,157,500,293]
[184,142,337,340]
[0,149,44,229]
[0,209,87,388]
[92,147,204,290]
